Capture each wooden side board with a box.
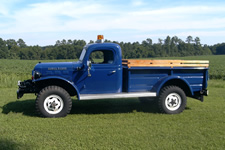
[122,59,209,68]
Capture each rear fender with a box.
[152,76,193,97]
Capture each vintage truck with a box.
[17,35,209,117]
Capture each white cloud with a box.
[0,0,13,15]
[131,0,145,6]
[0,0,23,15]
[125,6,225,31]
[2,2,225,33]
[0,6,8,16]
[1,1,110,33]
[131,5,225,15]
[1,0,225,45]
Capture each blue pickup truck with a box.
[17,36,209,117]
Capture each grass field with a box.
[0,56,225,149]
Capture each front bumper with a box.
[17,80,36,99]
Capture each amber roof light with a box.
[97,35,104,40]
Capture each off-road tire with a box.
[158,86,186,114]
[36,86,72,118]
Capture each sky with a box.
[0,0,225,46]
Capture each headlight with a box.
[34,71,41,79]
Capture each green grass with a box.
[0,56,225,149]
[0,80,225,149]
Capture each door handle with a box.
[111,70,116,73]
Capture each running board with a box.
[80,92,157,100]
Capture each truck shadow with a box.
[2,99,191,116]
[71,99,160,114]
[0,139,32,150]
[1,99,37,117]
[2,99,160,117]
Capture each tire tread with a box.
[158,85,186,114]
[35,86,72,118]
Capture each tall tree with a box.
[186,36,193,44]
[164,36,171,56]
[55,40,61,46]
[17,38,27,48]
[67,39,73,45]
[146,38,153,45]
[194,37,201,45]
[6,39,17,50]
[158,38,163,45]
[171,36,179,56]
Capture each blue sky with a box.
[0,0,225,46]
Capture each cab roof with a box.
[85,42,121,50]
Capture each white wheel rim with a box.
[165,93,181,111]
[43,95,64,114]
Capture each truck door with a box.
[80,49,122,94]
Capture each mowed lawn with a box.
[0,57,225,149]
[0,81,224,149]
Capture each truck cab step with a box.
[80,92,157,100]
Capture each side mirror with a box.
[87,61,92,68]
[87,61,92,77]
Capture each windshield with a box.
[79,48,86,62]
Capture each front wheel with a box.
[158,86,186,114]
[36,86,72,118]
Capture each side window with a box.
[89,50,114,64]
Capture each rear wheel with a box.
[158,86,186,114]
[36,86,72,118]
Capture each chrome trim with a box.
[80,92,156,100]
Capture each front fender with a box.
[152,76,194,96]
[33,76,80,100]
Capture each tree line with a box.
[0,36,224,60]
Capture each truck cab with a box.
[77,43,123,94]
[17,35,209,118]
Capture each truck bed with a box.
[122,59,209,68]
[122,59,209,93]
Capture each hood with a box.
[34,61,82,70]
[33,61,83,81]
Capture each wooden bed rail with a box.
[122,59,209,68]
